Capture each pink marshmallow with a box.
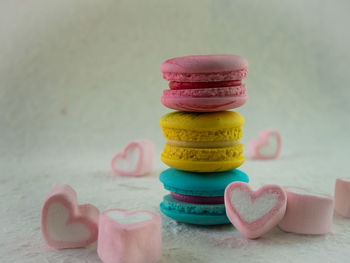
[111,140,155,177]
[334,178,350,218]
[278,186,334,235]
[224,182,287,239]
[248,129,281,160]
[97,209,162,263]
[41,184,99,249]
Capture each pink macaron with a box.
[160,54,248,112]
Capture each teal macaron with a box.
[159,168,249,225]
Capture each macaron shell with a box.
[161,55,247,82]
[160,204,230,225]
[169,80,242,90]
[159,168,249,196]
[162,81,247,112]
[161,94,248,112]
[160,195,230,225]
[161,54,248,74]
[161,126,242,143]
[161,142,244,172]
[159,111,245,130]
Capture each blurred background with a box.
[1,0,349,164]
[1,1,350,262]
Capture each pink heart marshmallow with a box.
[224,182,287,239]
[248,129,281,160]
[41,184,99,249]
[111,140,155,177]
[97,209,162,263]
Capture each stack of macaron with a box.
[159,54,250,225]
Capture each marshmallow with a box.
[97,209,162,263]
[224,182,287,239]
[248,129,281,160]
[278,187,334,235]
[111,140,155,177]
[41,184,99,249]
[335,178,350,218]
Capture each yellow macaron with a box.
[159,111,245,172]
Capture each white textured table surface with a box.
[1,148,350,263]
[1,0,350,262]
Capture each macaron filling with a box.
[162,142,244,162]
[171,192,224,204]
[161,126,242,143]
[169,80,242,90]
[167,139,239,148]
[161,194,226,215]
[162,68,248,82]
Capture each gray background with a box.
[1,0,350,262]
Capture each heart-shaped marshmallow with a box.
[41,184,99,249]
[111,140,155,177]
[279,186,334,234]
[335,178,350,218]
[224,182,287,239]
[98,209,162,263]
[248,129,281,160]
